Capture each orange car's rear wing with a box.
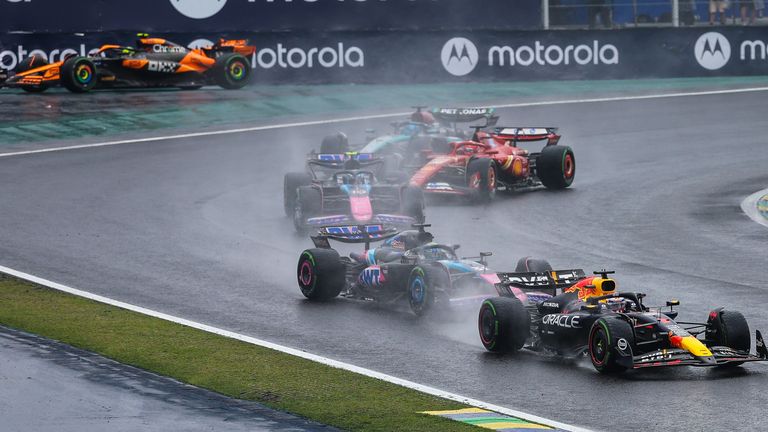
[217,39,255,56]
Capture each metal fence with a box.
[542,0,766,29]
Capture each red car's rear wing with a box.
[491,127,561,145]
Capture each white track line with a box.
[741,188,768,229]
[2,86,768,159]
[0,264,591,432]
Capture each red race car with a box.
[408,124,575,202]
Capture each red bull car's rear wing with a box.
[495,269,587,296]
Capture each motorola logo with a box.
[170,0,227,19]
[694,32,731,70]
[441,37,478,77]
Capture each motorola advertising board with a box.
[0,0,542,33]
[1,28,768,84]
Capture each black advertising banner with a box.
[2,28,768,84]
[0,0,542,33]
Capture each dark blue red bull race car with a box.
[478,261,768,373]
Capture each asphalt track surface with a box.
[1,86,767,431]
[0,326,335,432]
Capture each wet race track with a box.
[1,85,767,431]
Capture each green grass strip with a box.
[0,274,478,431]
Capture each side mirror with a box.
[666,300,680,307]
[480,252,492,258]
[451,244,461,251]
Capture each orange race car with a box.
[0,35,255,93]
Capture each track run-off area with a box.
[1,80,767,431]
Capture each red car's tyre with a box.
[214,53,251,90]
[478,297,530,352]
[588,317,634,373]
[467,158,497,203]
[297,248,345,300]
[537,145,575,189]
[61,57,97,93]
[16,55,49,93]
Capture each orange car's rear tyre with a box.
[214,54,251,90]
[61,57,97,93]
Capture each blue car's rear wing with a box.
[431,107,497,125]
[311,224,400,249]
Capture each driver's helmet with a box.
[603,297,634,313]
[336,173,354,185]
[411,110,435,125]
[383,229,433,250]
[399,123,424,137]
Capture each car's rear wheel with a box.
[478,297,530,352]
[61,56,98,93]
[537,145,575,189]
[588,317,634,373]
[407,266,448,317]
[514,256,553,273]
[467,158,497,202]
[293,186,322,233]
[297,248,345,300]
[214,53,251,90]
[707,309,750,366]
[284,172,312,217]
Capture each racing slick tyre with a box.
[478,297,530,353]
[408,266,448,317]
[467,158,497,203]
[401,186,425,223]
[213,53,251,90]
[297,248,345,300]
[293,186,322,233]
[537,145,575,190]
[514,257,553,273]
[588,317,635,373]
[284,172,312,217]
[61,57,98,93]
[16,55,49,93]
[706,309,750,366]
[320,133,349,154]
